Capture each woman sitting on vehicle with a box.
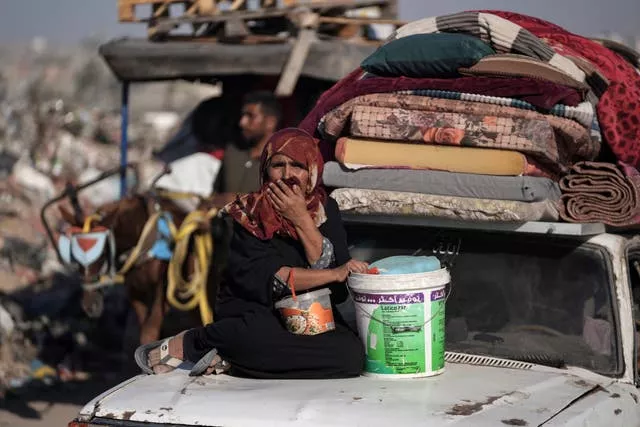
[136,128,367,379]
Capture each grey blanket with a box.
[323,162,561,202]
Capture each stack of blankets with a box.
[300,11,640,227]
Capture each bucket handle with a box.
[288,268,297,302]
[348,281,452,334]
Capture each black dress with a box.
[182,197,365,379]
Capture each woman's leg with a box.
[183,306,364,379]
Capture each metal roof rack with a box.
[341,214,608,236]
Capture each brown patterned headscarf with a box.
[222,128,327,240]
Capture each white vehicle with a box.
[69,216,640,427]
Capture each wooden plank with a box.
[119,0,391,23]
[120,0,392,8]
[152,2,171,18]
[118,0,136,22]
[148,20,180,40]
[197,0,216,14]
[119,0,195,22]
[162,34,286,43]
[318,15,404,39]
[229,0,245,11]
[120,0,189,5]
[275,28,316,97]
[379,0,397,19]
[318,16,406,26]
[118,0,399,42]
[223,17,251,39]
[185,1,201,15]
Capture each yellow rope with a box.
[85,204,217,326]
[166,208,218,326]
[119,212,172,276]
[82,214,103,233]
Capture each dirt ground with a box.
[0,201,199,427]
[1,398,83,427]
[0,266,139,427]
[0,374,129,427]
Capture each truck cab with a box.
[70,216,640,426]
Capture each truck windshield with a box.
[346,223,619,375]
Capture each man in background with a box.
[212,91,282,206]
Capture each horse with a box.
[57,192,220,345]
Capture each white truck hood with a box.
[80,363,604,427]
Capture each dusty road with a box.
[1,400,81,427]
[0,375,128,427]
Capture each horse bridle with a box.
[58,195,174,292]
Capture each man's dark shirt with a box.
[214,143,261,194]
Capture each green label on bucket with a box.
[358,292,426,375]
[430,289,446,371]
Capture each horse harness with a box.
[57,194,218,325]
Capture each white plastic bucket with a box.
[348,269,450,378]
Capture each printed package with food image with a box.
[275,288,336,336]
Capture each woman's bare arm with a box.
[275,265,348,292]
[292,212,324,264]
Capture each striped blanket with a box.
[389,11,608,101]
[395,89,601,144]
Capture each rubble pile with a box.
[0,103,153,395]
[0,39,213,396]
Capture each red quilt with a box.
[483,10,640,169]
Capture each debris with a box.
[446,395,502,416]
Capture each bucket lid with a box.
[275,287,332,308]
[348,268,450,292]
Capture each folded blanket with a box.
[558,162,640,227]
[395,91,602,148]
[335,137,554,178]
[351,105,561,167]
[331,188,559,222]
[458,53,590,91]
[298,67,585,144]
[323,93,597,171]
[396,89,595,129]
[322,161,562,202]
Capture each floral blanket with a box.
[322,93,598,173]
[396,89,596,131]
[351,105,559,166]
